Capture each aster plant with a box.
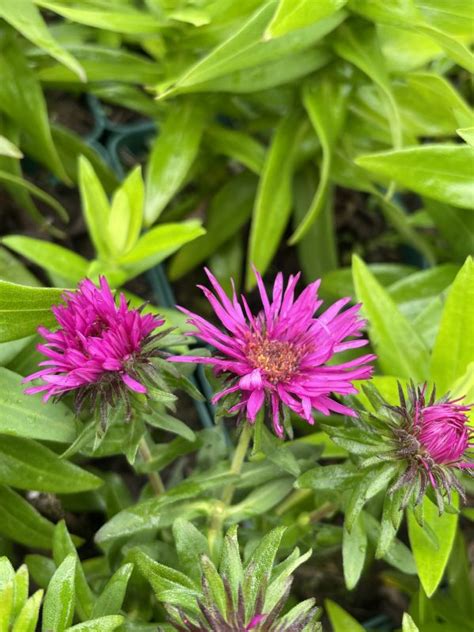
[171,268,375,438]
[133,521,321,632]
[311,381,473,553]
[22,277,196,451]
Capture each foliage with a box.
[0,0,473,630]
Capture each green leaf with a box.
[51,124,119,194]
[343,514,367,590]
[0,0,84,81]
[169,173,256,280]
[144,100,206,225]
[356,145,474,209]
[0,31,67,181]
[243,527,286,620]
[0,135,22,158]
[132,549,196,596]
[325,599,365,632]
[0,486,55,548]
[205,126,265,175]
[402,613,420,632]
[53,521,93,621]
[42,554,76,632]
[92,563,133,617]
[65,616,124,632]
[0,580,13,632]
[408,495,459,597]
[120,166,144,254]
[25,555,55,589]
[333,19,401,150]
[0,281,64,343]
[247,110,303,288]
[352,255,430,380]
[96,471,238,545]
[431,257,474,393]
[0,170,68,222]
[3,236,88,285]
[161,3,344,96]
[78,156,111,260]
[0,436,102,493]
[145,410,195,442]
[37,45,161,85]
[12,590,43,632]
[12,564,28,621]
[297,463,359,490]
[118,221,205,279]
[457,127,474,146]
[219,526,243,606]
[186,47,331,94]
[267,0,347,37]
[290,75,349,243]
[0,368,76,443]
[36,0,163,33]
[416,24,474,73]
[424,201,474,262]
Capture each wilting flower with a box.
[143,525,321,632]
[23,277,167,420]
[171,268,374,436]
[387,383,473,506]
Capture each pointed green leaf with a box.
[12,589,43,632]
[325,599,365,632]
[407,495,459,597]
[343,515,367,590]
[78,156,111,260]
[144,100,206,225]
[431,257,474,392]
[356,145,474,209]
[3,236,88,285]
[0,0,84,80]
[0,435,102,493]
[352,255,430,380]
[0,485,55,548]
[267,0,347,37]
[42,555,76,632]
[247,110,303,288]
[92,564,133,618]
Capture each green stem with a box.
[138,437,165,496]
[208,423,253,553]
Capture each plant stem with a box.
[138,437,165,496]
[208,423,253,553]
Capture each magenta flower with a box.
[23,277,164,412]
[171,268,375,436]
[389,383,473,493]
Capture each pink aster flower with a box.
[387,383,473,508]
[171,268,375,436]
[23,277,165,415]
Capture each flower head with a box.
[387,383,473,505]
[171,268,375,436]
[23,277,166,418]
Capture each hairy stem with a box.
[208,423,253,553]
[138,437,165,496]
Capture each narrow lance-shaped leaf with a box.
[0,435,102,493]
[431,257,474,392]
[289,74,349,243]
[266,0,347,38]
[333,19,402,151]
[42,555,76,632]
[352,255,430,380]
[78,156,112,260]
[0,485,56,549]
[144,100,206,225]
[0,0,85,80]
[0,281,65,343]
[356,145,474,209]
[407,495,459,597]
[247,110,304,289]
[0,30,68,182]
[3,236,89,285]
